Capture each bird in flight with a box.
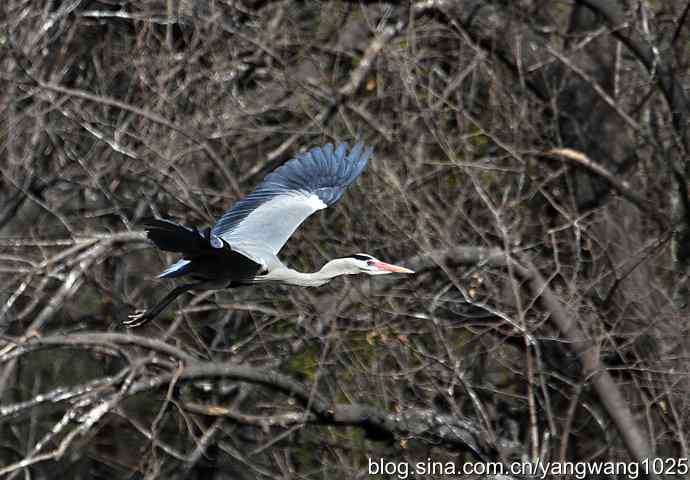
[125,142,414,327]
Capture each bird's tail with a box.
[157,258,192,278]
[141,217,226,278]
[142,218,211,255]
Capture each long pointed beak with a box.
[373,261,415,274]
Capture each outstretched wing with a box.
[212,142,372,255]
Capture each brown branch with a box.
[0,374,125,421]
[671,1,690,46]
[575,0,690,153]
[0,235,146,401]
[35,82,241,197]
[0,362,140,478]
[518,260,657,475]
[121,362,494,459]
[572,1,690,266]
[242,10,411,182]
[367,246,658,474]
[182,400,492,458]
[0,246,657,468]
[545,148,670,228]
[337,19,406,98]
[0,332,198,364]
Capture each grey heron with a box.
[125,142,413,327]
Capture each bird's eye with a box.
[366,260,375,266]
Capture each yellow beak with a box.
[373,261,415,274]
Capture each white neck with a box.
[259,258,357,287]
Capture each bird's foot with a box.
[123,309,152,328]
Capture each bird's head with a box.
[340,253,415,276]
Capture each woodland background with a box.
[1,1,690,479]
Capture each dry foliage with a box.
[1,1,690,479]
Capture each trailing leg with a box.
[124,282,202,328]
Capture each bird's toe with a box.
[124,310,149,328]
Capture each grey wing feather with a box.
[212,142,372,256]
